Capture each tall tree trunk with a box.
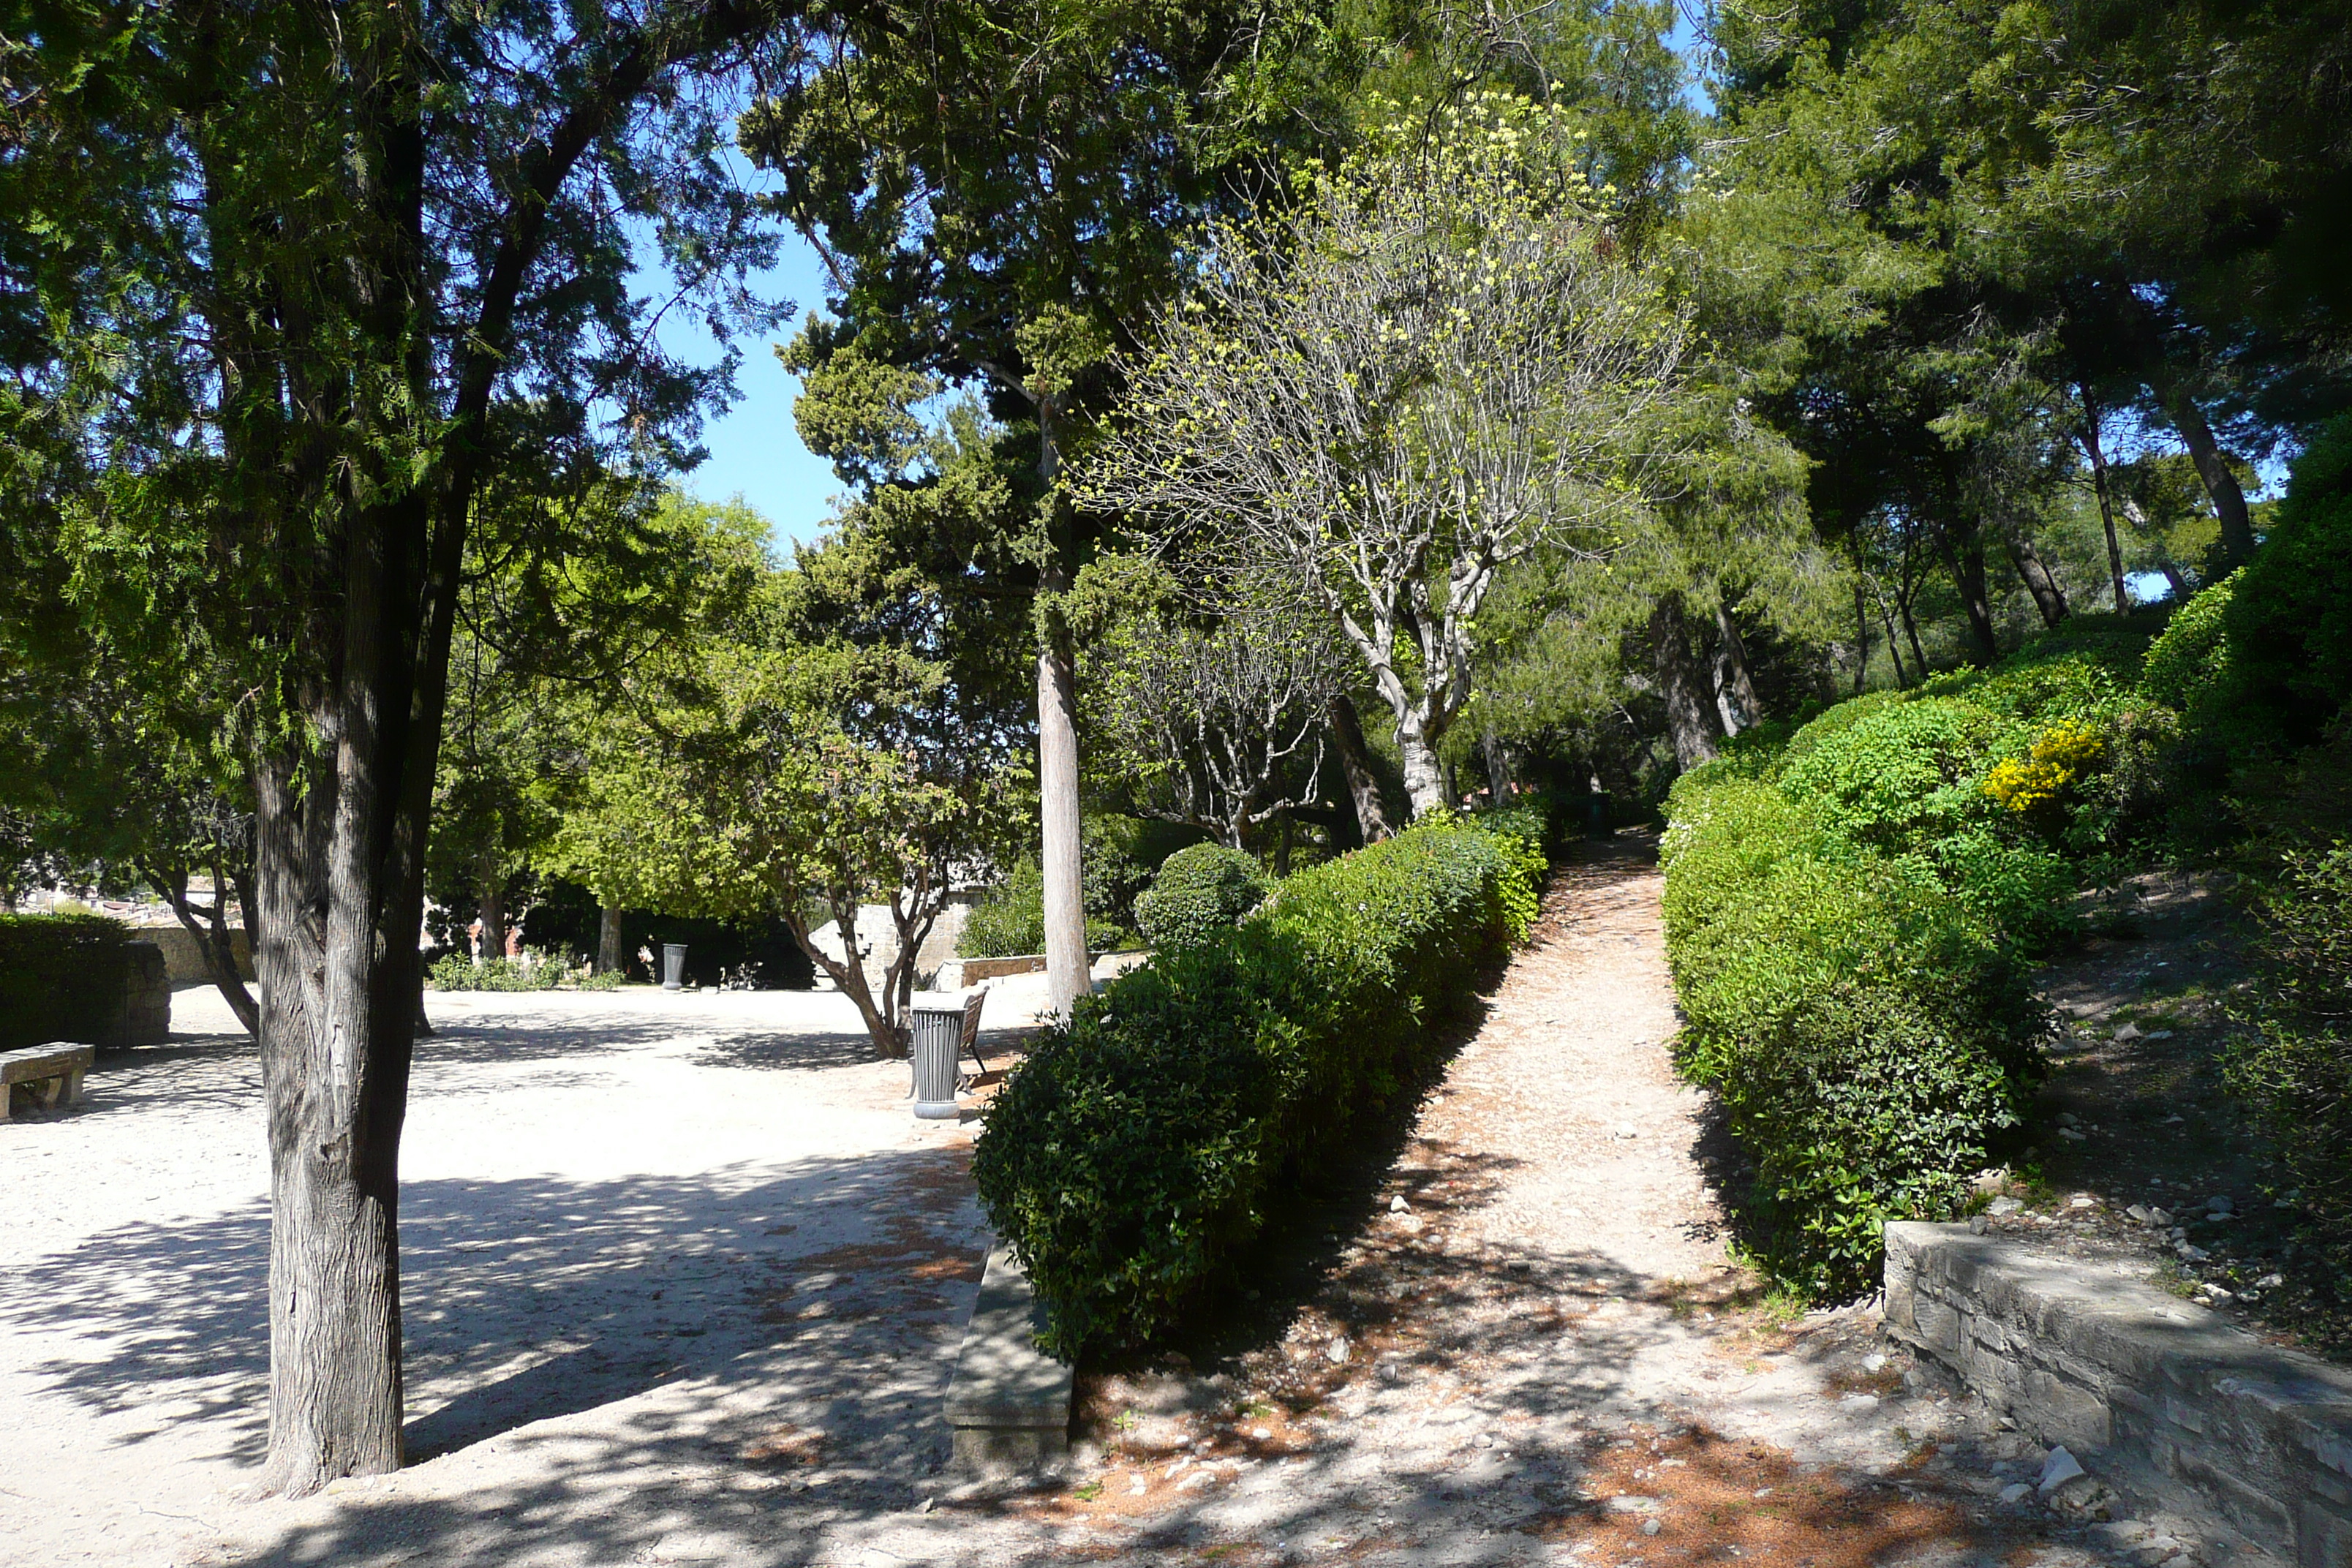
[2156,557,2191,599]
[2079,388,2132,614]
[474,862,504,965]
[1943,530,2000,663]
[1396,713,1448,818]
[1851,573,1872,695]
[1650,592,1723,770]
[2002,526,2070,629]
[1871,578,1910,687]
[1036,584,1089,1018]
[1481,728,1510,801]
[1032,397,1089,1019]
[148,864,260,1035]
[2160,388,2258,568]
[2125,295,2258,566]
[1899,586,1929,677]
[597,905,624,974]
[1327,693,1392,843]
[1714,600,1762,732]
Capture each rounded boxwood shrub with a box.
[1134,843,1267,954]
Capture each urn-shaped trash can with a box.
[661,943,687,991]
[908,995,965,1119]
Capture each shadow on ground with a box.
[0,1140,991,1567]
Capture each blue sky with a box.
[652,234,845,551]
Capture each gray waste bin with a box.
[908,995,965,1119]
[661,943,687,990]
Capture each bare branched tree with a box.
[1085,102,1693,815]
[1096,602,1343,848]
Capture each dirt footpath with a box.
[964,840,2220,1568]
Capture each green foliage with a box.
[1467,798,1556,942]
[1777,698,2018,853]
[2218,416,2352,742]
[1662,777,2051,1298]
[0,914,132,1051]
[2226,845,2352,1289]
[1134,845,1269,955]
[958,860,1126,959]
[2140,573,2239,713]
[973,819,1537,1357]
[426,952,576,993]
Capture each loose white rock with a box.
[1326,1338,1350,1364]
[1862,1353,1888,1373]
[1389,1195,1410,1213]
[2038,1446,2087,1495]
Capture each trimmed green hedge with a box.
[1133,843,1267,954]
[1662,777,2051,1297]
[1656,633,2180,1297]
[0,913,133,1051]
[972,816,1539,1357]
[957,859,1126,958]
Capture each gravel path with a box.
[1,856,2215,1567]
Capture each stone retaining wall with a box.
[1884,1221,2352,1567]
[104,941,170,1046]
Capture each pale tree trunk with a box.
[597,905,625,974]
[1397,713,1448,818]
[1036,602,1090,1017]
[1326,693,1392,843]
[1650,592,1723,771]
[1714,601,1762,734]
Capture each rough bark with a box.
[1327,693,1393,843]
[2002,527,2070,629]
[1944,531,2001,663]
[2080,389,2133,614]
[1898,585,1929,678]
[597,905,625,974]
[1713,601,1762,733]
[1649,592,1723,771]
[1851,574,1872,695]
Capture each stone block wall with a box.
[1885,1221,2352,1567]
[102,941,170,1046]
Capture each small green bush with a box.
[1134,843,1267,954]
[428,951,572,992]
[959,859,1126,958]
[0,913,132,1050]
[2139,573,2239,713]
[973,818,1534,1357]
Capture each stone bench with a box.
[1,1044,94,1120]
[944,1242,1072,1474]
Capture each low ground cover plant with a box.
[973,809,1548,1357]
[427,950,609,992]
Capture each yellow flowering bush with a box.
[1982,719,2108,814]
